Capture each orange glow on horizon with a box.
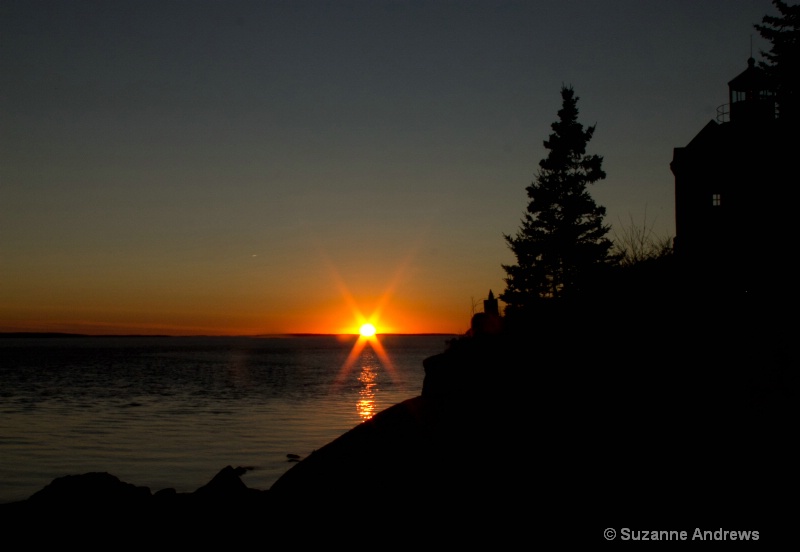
[0,293,470,336]
[0,314,464,337]
[0,230,477,336]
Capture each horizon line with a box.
[0,331,461,339]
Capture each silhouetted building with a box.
[670,57,793,299]
[483,290,499,316]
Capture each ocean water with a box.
[0,334,454,504]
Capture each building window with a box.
[712,193,721,206]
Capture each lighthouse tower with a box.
[483,290,499,316]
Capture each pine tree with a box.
[501,86,614,312]
[754,0,800,123]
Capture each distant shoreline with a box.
[0,332,459,339]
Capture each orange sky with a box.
[0,291,477,336]
[0,242,487,335]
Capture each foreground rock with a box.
[268,307,797,538]
[0,466,273,533]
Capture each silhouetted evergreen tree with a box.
[755,0,800,122]
[501,86,614,313]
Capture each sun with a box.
[359,323,376,337]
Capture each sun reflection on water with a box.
[335,333,396,422]
[357,359,378,420]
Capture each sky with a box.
[0,0,781,336]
